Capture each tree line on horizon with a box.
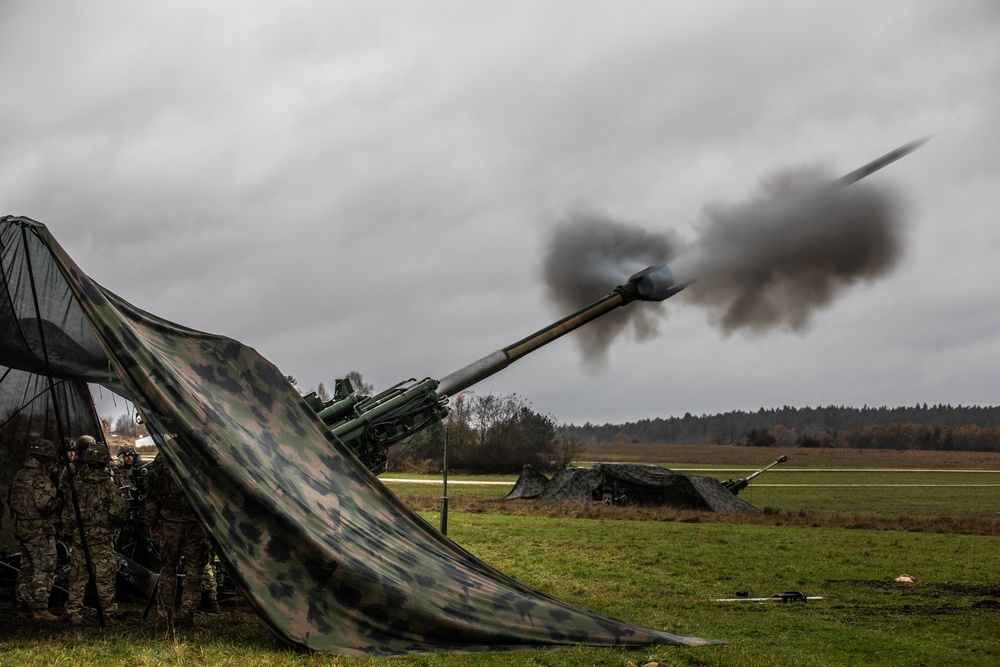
[559,404,1000,452]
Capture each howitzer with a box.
[298,139,927,475]
[723,455,788,495]
[302,264,695,474]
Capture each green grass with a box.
[2,517,997,666]
[382,447,1000,523]
[449,515,1000,667]
[2,446,997,665]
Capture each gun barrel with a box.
[436,264,693,397]
[724,455,788,495]
[743,454,789,483]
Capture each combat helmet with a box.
[28,438,59,460]
[79,438,111,465]
[76,434,96,451]
[118,444,138,462]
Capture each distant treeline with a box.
[559,404,1000,452]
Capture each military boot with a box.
[32,609,61,621]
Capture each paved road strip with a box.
[381,478,512,485]
[381,478,1000,488]
[636,468,1000,473]
[748,483,1000,487]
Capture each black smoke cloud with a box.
[542,213,680,365]
[543,167,906,363]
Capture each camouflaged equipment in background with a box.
[0,217,717,654]
[502,464,553,501]
[505,463,758,512]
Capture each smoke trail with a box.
[542,212,679,366]
[542,166,906,362]
[677,168,905,334]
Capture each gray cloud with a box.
[2,0,999,424]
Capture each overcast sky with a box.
[3,1,998,426]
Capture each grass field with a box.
[1,445,997,666]
[387,444,1000,531]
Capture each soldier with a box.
[75,434,96,459]
[57,439,76,487]
[111,444,141,490]
[9,439,63,621]
[59,438,127,624]
[63,439,77,466]
[201,549,222,614]
[145,453,209,627]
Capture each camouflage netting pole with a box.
[440,424,449,535]
[20,224,106,628]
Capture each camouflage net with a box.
[0,217,715,654]
[506,463,758,512]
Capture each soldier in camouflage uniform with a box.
[57,438,76,487]
[111,444,140,489]
[145,453,209,627]
[9,439,63,621]
[59,438,127,624]
[201,549,221,614]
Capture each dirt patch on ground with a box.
[831,579,1000,597]
[824,579,1000,619]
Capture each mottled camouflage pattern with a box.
[10,456,62,611]
[502,464,552,500]
[156,518,209,621]
[111,446,141,489]
[145,454,199,524]
[59,464,128,540]
[516,463,758,513]
[65,532,119,617]
[20,219,717,654]
[15,533,58,611]
[147,456,210,621]
[10,457,62,537]
[60,463,128,616]
[203,549,219,595]
[111,460,138,489]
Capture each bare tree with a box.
[114,412,138,438]
[551,434,584,468]
[344,371,374,396]
[470,393,523,471]
[445,392,558,473]
[444,393,475,463]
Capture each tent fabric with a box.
[501,463,552,500]
[505,463,759,513]
[0,367,102,549]
[0,216,715,654]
